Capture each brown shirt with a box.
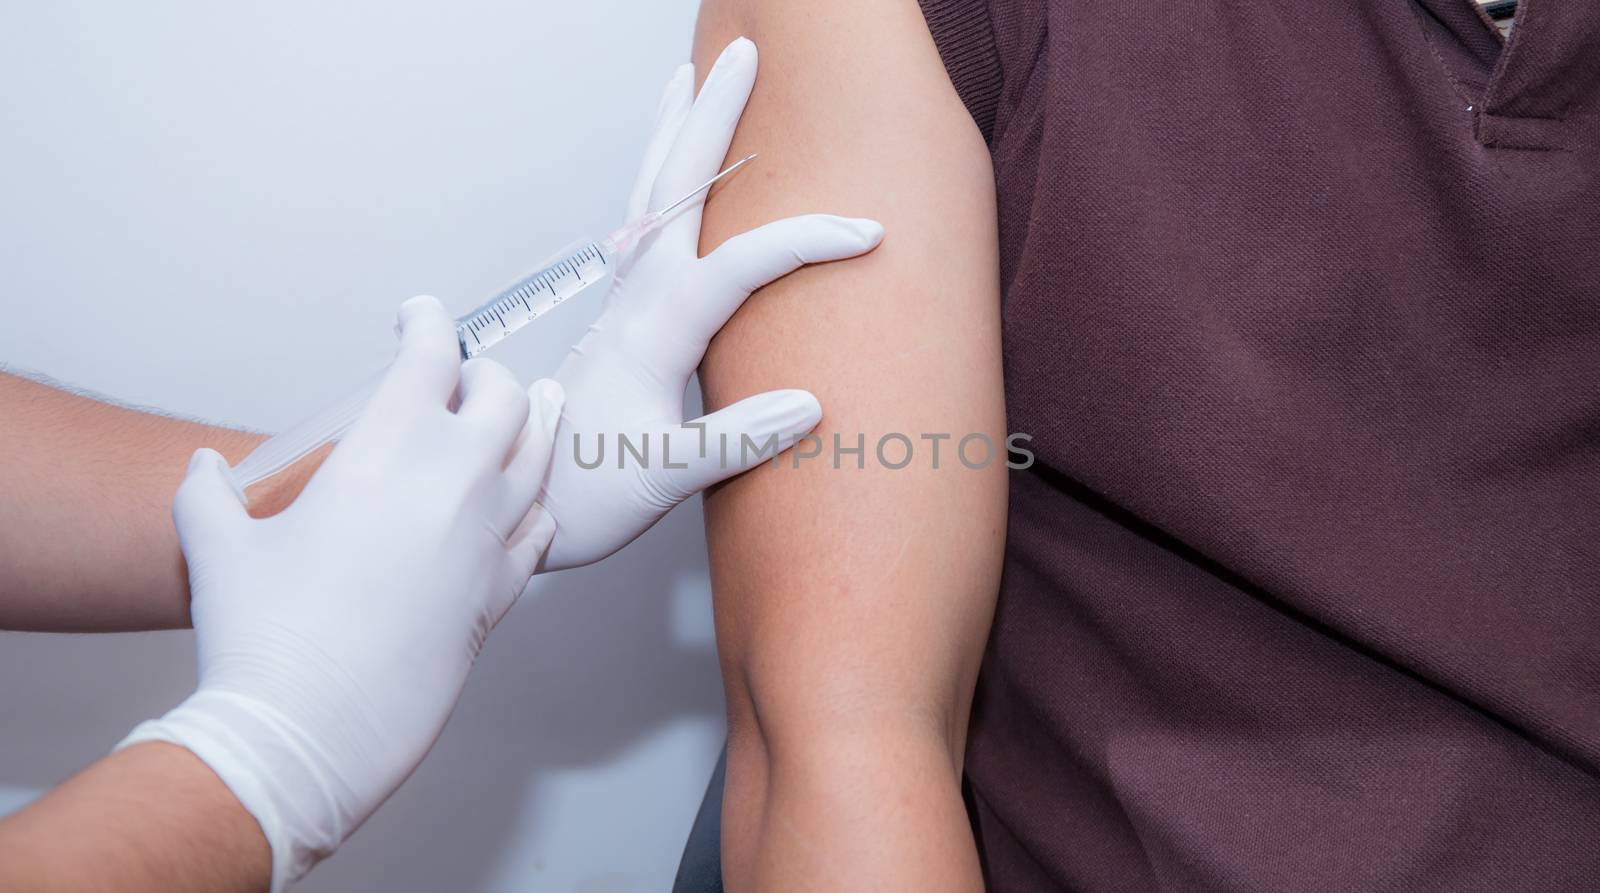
[919,0,1600,889]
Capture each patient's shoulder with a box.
[691,0,994,260]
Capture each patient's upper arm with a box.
[694,0,1005,885]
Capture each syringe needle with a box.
[657,154,758,217]
[604,154,760,256]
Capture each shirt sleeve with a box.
[918,0,1004,142]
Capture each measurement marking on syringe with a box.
[451,242,615,359]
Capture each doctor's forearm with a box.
[0,742,270,893]
[0,372,312,631]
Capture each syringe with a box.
[229,155,757,490]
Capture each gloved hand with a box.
[539,37,885,569]
[119,296,561,891]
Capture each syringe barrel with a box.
[231,238,619,491]
[454,240,616,359]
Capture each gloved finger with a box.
[172,448,250,555]
[497,379,564,536]
[652,389,822,502]
[688,215,884,342]
[378,296,462,409]
[626,63,696,222]
[456,359,531,462]
[648,37,758,255]
[476,507,555,639]
[505,509,558,592]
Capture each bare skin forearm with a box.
[0,742,270,893]
[724,722,984,891]
[0,372,318,631]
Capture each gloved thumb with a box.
[654,389,823,502]
[172,448,250,553]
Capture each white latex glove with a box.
[539,37,885,569]
[120,296,562,891]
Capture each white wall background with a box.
[0,2,725,890]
